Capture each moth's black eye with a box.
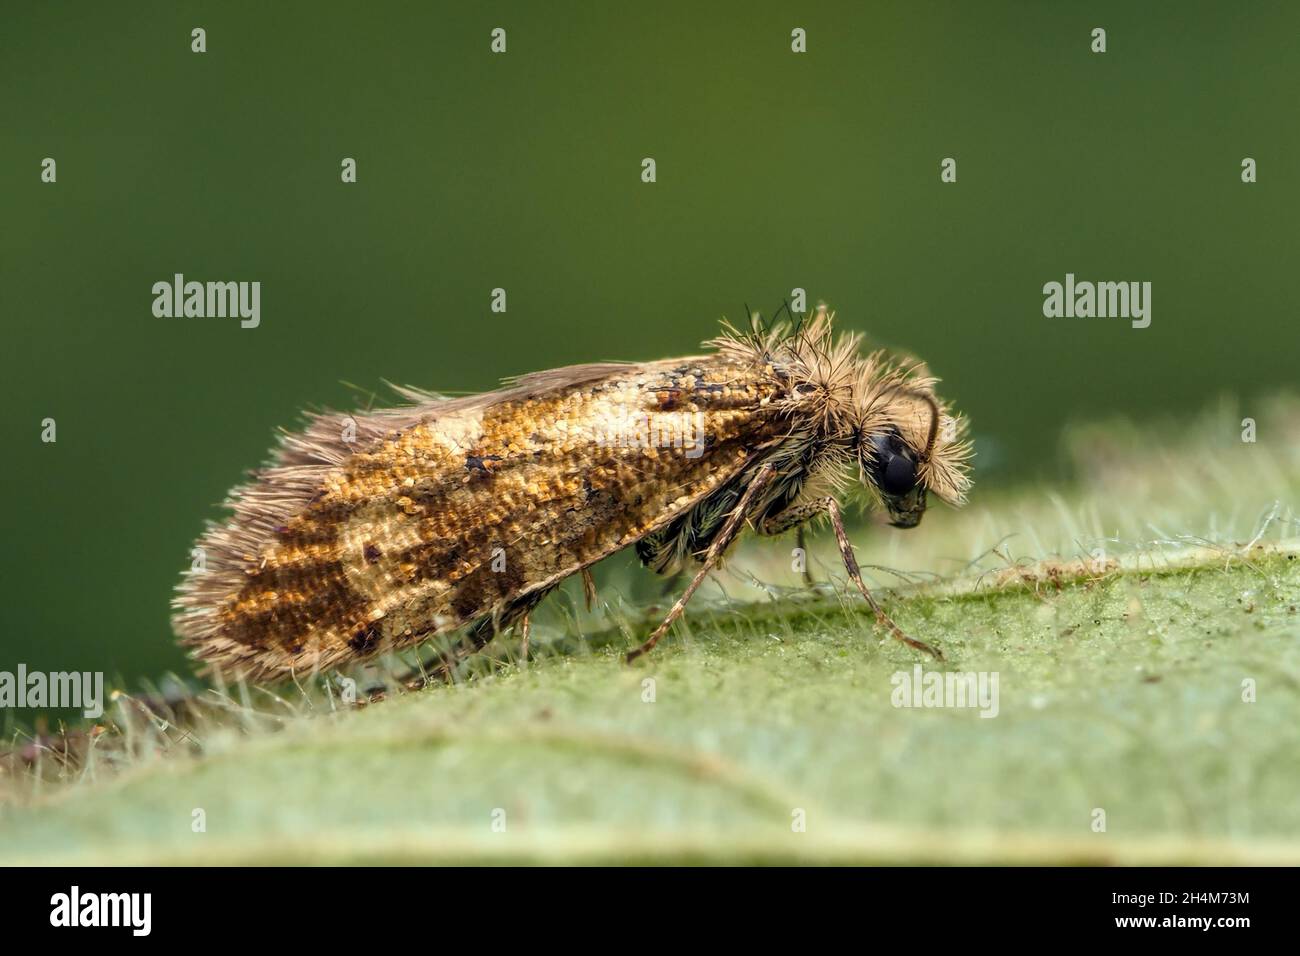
[880,452,917,496]
[868,432,919,496]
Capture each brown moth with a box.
[173,309,972,683]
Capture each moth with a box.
[173,309,972,683]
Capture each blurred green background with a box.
[2,1,1297,691]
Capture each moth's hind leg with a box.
[758,496,943,660]
[401,589,553,690]
[399,616,496,690]
[517,611,531,660]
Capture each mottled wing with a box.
[174,357,785,680]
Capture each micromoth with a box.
[173,308,972,682]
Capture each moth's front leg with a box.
[758,496,943,660]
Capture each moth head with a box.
[857,387,971,528]
[708,307,972,519]
[862,426,927,527]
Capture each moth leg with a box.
[400,617,497,690]
[754,496,818,585]
[761,496,943,660]
[581,568,598,612]
[757,497,826,535]
[627,463,776,663]
[795,526,816,588]
[825,498,943,660]
[402,589,552,689]
[518,611,531,660]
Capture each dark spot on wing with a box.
[655,388,683,410]
[348,624,381,653]
[465,454,504,475]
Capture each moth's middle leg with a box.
[626,463,777,663]
[758,496,943,660]
[762,499,818,588]
[795,526,816,588]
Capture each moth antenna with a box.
[745,302,762,343]
[770,297,792,332]
[788,299,804,340]
[918,392,941,462]
[878,386,942,463]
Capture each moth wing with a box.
[175,357,770,679]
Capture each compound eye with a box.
[880,452,917,496]
[866,432,920,496]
